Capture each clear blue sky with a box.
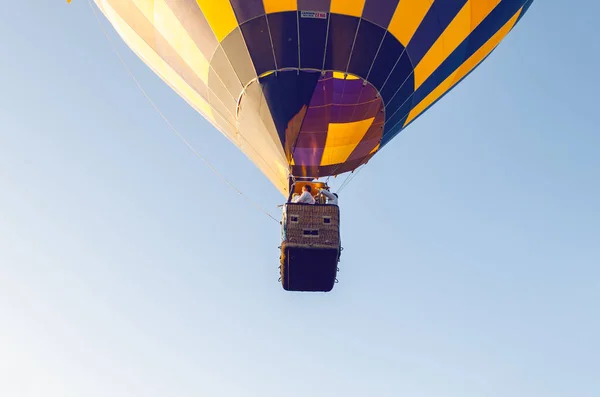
[1,2,598,397]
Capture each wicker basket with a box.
[282,203,340,247]
[279,203,341,292]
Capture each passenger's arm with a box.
[296,192,311,203]
[319,189,335,201]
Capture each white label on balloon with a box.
[301,11,327,19]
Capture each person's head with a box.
[302,184,312,193]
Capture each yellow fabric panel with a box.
[95,0,287,196]
[414,0,500,89]
[388,0,434,46]
[330,0,366,17]
[284,106,308,163]
[333,71,360,80]
[470,0,503,28]
[321,118,375,166]
[236,81,290,194]
[404,9,522,127]
[95,0,215,123]
[369,144,379,155]
[126,0,153,21]
[129,0,210,84]
[195,0,238,42]
[264,0,297,13]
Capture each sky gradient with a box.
[1,1,599,397]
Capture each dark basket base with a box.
[280,244,339,292]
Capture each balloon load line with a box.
[87,0,279,224]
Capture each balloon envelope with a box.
[94,0,534,196]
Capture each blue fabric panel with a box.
[379,0,535,147]
[230,0,265,24]
[385,97,413,131]
[365,32,405,91]
[380,50,413,104]
[381,113,408,145]
[267,12,299,69]
[240,16,277,75]
[383,75,415,119]
[299,13,328,69]
[347,19,386,79]
[362,0,400,28]
[380,54,487,147]
[324,14,360,71]
[412,0,528,107]
[259,71,321,145]
[407,0,468,66]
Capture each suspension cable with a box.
[338,165,365,193]
[87,0,279,224]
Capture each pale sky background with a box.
[1,1,599,397]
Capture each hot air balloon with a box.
[90,0,534,292]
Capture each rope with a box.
[338,165,365,193]
[87,0,279,224]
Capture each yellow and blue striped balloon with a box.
[93,0,534,196]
